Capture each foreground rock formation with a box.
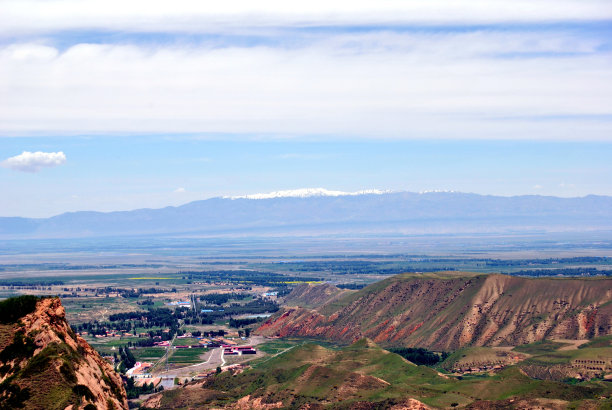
[257,272,612,350]
[0,296,128,409]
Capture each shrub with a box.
[0,295,41,324]
[73,384,96,401]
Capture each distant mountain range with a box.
[2,190,612,238]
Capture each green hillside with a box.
[146,339,612,409]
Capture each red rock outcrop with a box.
[0,297,128,409]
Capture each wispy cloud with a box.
[1,0,610,35]
[1,151,66,172]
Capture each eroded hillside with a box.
[0,296,128,409]
[257,273,612,350]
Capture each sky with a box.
[1,0,611,217]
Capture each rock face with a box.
[257,273,612,350]
[0,296,128,409]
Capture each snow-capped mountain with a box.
[1,191,612,238]
[226,188,389,200]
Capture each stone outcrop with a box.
[0,296,128,409]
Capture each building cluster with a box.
[223,345,257,355]
[126,362,162,387]
[126,362,152,377]
[165,300,191,307]
[153,335,240,350]
[452,355,523,374]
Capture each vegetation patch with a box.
[578,335,612,349]
[72,384,95,402]
[388,347,448,366]
[513,340,569,355]
[0,331,36,364]
[0,378,31,409]
[0,295,41,324]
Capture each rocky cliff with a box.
[0,296,128,409]
[257,273,612,350]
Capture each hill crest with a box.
[257,272,612,350]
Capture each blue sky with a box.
[1,1,611,217]
[2,136,611,217]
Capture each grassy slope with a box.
[285,283,354,310]
[521,347,612,367]
[579,335,612,349]
[513,340,570,355]
[167,339,612,409]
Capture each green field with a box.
[168,347,207,365]
[132,347,166,361]
[174,337,201,345]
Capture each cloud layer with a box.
[2,151,67,172]
[0,0,610,140]
[1,32,610,140]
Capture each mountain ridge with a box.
[2,191,612,239]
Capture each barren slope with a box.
[257,273,612,350]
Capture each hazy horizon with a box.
[3,187,612,219]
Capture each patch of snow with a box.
[226,188,389,200]
[419,190,456,194]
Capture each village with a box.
[106,333,261,391]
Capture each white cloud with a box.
[174,187,186,193]
[1,151,66,172]
[1,0,611,35]
[0,31,610,140]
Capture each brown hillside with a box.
[0,297,128,409]
[256,273,612,350]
